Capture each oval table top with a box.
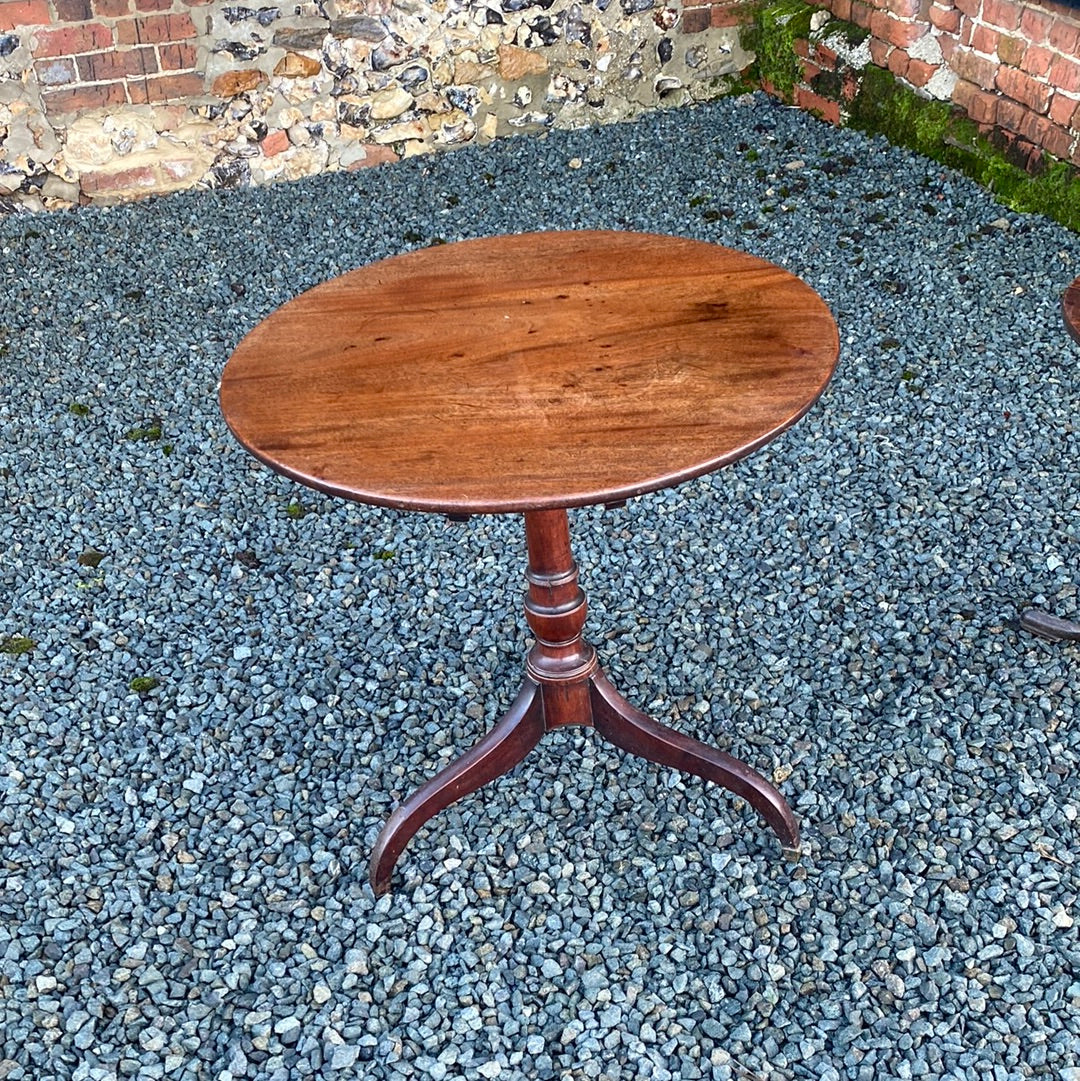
[220,230,840,514]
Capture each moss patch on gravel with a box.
[0,634,36,656]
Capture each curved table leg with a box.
[1020,608,1080,642]
[589,670,800,858]
[369,679,544,896]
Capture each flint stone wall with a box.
[0,0,753,208]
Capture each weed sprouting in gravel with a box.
[0,634,35,655]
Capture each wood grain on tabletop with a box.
[220,230,841,514]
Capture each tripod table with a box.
[219,230,840,895]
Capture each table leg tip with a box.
[781,846,802,864]
[369,857,393,897]
[1020,608,1080,642]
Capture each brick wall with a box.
[6,0,202,113]
[805,0,1080,168]
[682,0,757,31]
[0,0,754,208]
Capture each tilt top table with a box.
[1019,276,1080,643]
[220,230,840,896]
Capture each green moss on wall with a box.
[849,64,1080,231]
[837,22,870,47]
[744,0,818,102]
[810,68,844,100]
[745,1,1080,232]
[849,65,955,156]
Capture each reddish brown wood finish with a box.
[590,671,799,855]
[221,232,839,896]
[523,508,597,722]
[220,230,839,514]
[1064,277,1080,345]
[369,509,800,896]
[369,679,545,892]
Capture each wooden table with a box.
[220,230,840,895]
[1019,276,1080,642]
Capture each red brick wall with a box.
[813,0,1080,168]
[682,0,757,32]
[1,0,204,117]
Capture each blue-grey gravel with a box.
[1,94,1079,1080]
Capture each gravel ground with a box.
[1,94,1079,1081]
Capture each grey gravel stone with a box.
[274,1016,302,1044]
[330,1044,359,1070]
[1,94,1079,1081]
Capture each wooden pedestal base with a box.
[369,509,800,896]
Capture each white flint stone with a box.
[370,87,414,120]
[371,119,427,144]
